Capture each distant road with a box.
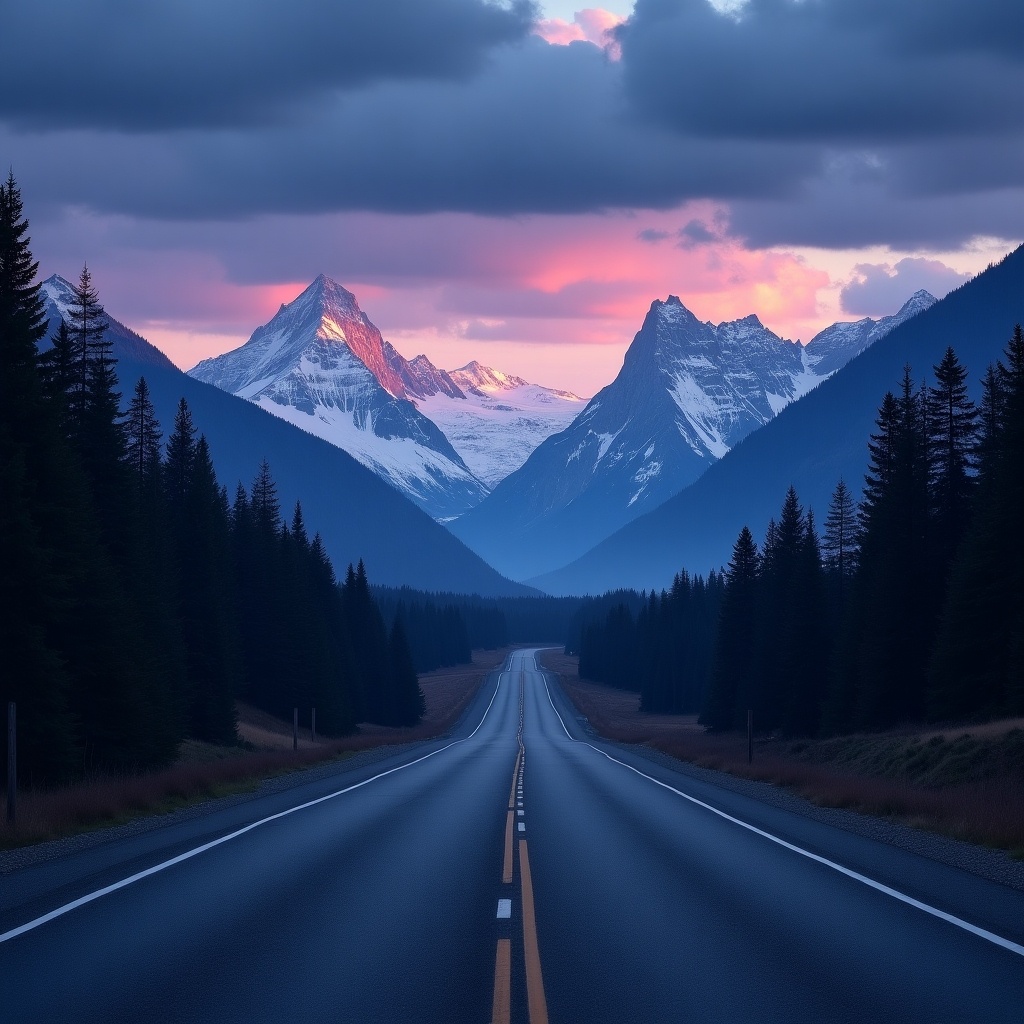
[3,649,1023,1022]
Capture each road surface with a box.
[2,648,1023,1022]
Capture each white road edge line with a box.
[0,667,509,946]
[538,665,1024,960]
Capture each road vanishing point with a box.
[2,649,1023,1022]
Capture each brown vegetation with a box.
[0,649,506,852]
[540,650,1024,854]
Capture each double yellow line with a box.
[492,726,549,1022]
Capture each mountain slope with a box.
[450,293,931,581]
[189,276,488,520]
[39,276,533,596]
[415,361,585,488]
[532,248,1024,595]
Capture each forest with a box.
[578,329,1024,737]
[1,174,427,789]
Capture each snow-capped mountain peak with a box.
[451,290,935,583]
[451,360,528,394]
[416,362,585,489]
[803,290,937,377]
[189,275,487,519]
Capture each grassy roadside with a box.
[0,649,507,852]
[540,650,1024,856]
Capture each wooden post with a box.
[747,709,753,765]
[293,707,298,751]
[6,702,16,826]
[311,707,316,745]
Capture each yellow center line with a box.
[519,839,549,1024]
[502,810,515,884]
[491,938,511,1024]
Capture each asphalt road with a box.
[2,648,1023,1022]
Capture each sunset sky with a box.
[4,0,1021,396]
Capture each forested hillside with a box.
[578,333,1024,736]
[1,175,423,788]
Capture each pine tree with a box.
[125,377,162,484]
[700,526,759,731]
[847,368,934,729]
[164,398,197,508]
[38,320,77,436]
[0,171,48,419]
[822,479,859,608]
[927,347,979,569]
[930,326,1024,719]
[386,618,426,727]
[65,264,109,435]
[179,436,239,743]
[0,172,79,781]
[751,488,829,735]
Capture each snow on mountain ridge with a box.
[189,276,488,520]
[450,289,935,583]
[416,363,586,489]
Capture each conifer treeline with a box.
[1,174,422,787]
[375,588,589,656]
[578,334,1024,736]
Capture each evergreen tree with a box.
[38,320,77,436]
[822,478,859,608]
[386,618,426,727]
[927,347,979,569]
[125,377,162,484]
[751,489,828,735]
[930,327,1024,719]
[845,368,934,729]
[64,263,109,435]
[700,526,759,731]
[343,560,391,723]
[0,173,81,782]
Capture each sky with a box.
[4,0,1021,397]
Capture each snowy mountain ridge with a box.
[189,276,488,520]
[450,289,936,582]
[187,275,584,517]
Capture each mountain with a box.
[532,248,1023,595]
[803,290,936,376]
[415,361,585,488]
[188,276,488,520]
[39,276,533,596]
[449,291,933,581]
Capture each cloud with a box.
[0,0,535,130]
[617,0,1024,143]
[637,228,671,243]
[840,257,971,316]
[2,0,1021,253]
[535,8,626,53]
[0,41,816,221]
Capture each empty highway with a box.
[2,648,1023,1022]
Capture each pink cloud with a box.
[534,9,625,55]
[35,204,835,396]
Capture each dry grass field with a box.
[0,649,507,851]
[540,650,1024,855]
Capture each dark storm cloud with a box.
[617,0,1024,142]
[3,0,1022,252]
[0,0,535,130]
[1,41,817,219]
[840,257,971,316]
